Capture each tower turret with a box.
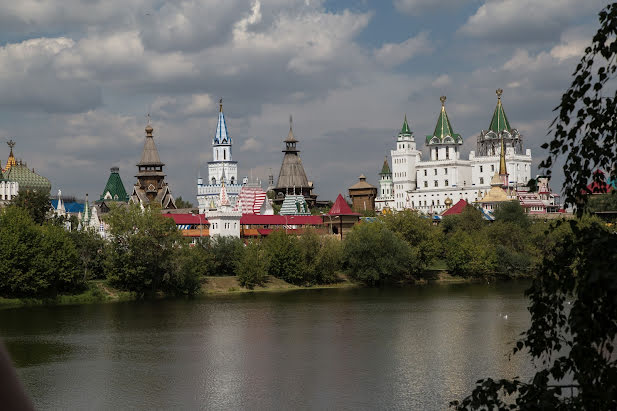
[426,96,462,161]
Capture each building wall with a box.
[391,135,421,210]
[207,214,241,238]
[349,188,377,212]
[0,181,18,202]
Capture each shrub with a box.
[237,241,268,289]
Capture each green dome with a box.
[5,163,51,193]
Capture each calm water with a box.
[0,282,533,410]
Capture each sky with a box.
[0,0,608,203]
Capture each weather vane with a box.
[440,96,447,106]
[496,88,503,99]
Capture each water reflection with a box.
[0,282,533,410]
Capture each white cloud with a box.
[374,32,432,67]
[460,0,605,44]
[241,137,261,151]
[431,74,451,88]
[394,0,467,15]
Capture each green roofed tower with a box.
[489,88,512,133]
[426,96,462,145]
[100,167,129,202]
[477,89,524,156]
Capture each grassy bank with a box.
[203,275,357,295]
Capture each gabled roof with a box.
[137,124,164,166]
[100,167,128,201]
[379,156,391,175]
[489,89,512,133]
[163,214,208,225]
[213,99,230,145]
[441,199,468,216]
[400,115,412,136]
[426,96,462,145]
[328,194,360,216]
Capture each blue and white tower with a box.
[197,99,245,213]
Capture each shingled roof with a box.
[275,117,310,189]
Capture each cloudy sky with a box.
[0,0,607,202]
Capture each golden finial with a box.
[219,98,223,112]
[440,96,446,106]
[7,139,15,151]
[496,88,503,100]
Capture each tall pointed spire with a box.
[400,115,412,136]
[489,88,512,133]
[380,156,391,175]
[214,98,230,144]
[426,96,462,144]
[499,134,508,187]
[5,140,16,171]
[138,123,163,166]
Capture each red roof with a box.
[240,214,324,226]
[328,194,360,216]
[163,214,208,225]
[441,199,468,216]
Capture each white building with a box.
[205,178,241,238]
[197,99,247,213]
[0,179,18,204]
[375,157,394,212]
[385,90,532,214]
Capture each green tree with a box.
[382,209,442,272]
[104,204,182,298]
[444,230,497,278]
[207,236,244,276]
[166,244,207,297]
[455,4,617,408]
[0,207,83,298]
[313,236,343,284]
[343,222,412,286]
[492,201,531,229]
[236,240,268,289]
[69,229,106,281]
[174,196,195,209]
[441,205,485,235]
[263,230,303,284]
[10,188,51,225]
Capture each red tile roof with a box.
[240,214,324,226]
[441,199,468,216]
[163,214,208,225]
[328,194,360,216]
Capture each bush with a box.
[237,241,268,289]
[343,222,412,286]
[208,236,244,276]
[444,230,497,278]
[166,244,207,297]
[263,230,303,284]
[313,236,343,284]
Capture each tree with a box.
[263,230,303,284]
[441,205,485,235]
[104,204,182,298]
[455,4,617,408]
[69,229,106,281]
[542,3,617,212]
[0,206,83,298]
[382,209,442,272]
[444,230,497,278]
[492,201,531,229]
[174,196,195,209]
[313,236,343,284]
[343,222,412,286]
[10,188,51,225]
[526,178,538,192]
[236,240,268,289]
[166,244,207,297]
[206,236,244,276]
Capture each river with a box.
[0,282,533,410]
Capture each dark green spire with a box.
[100,167,128,201]
[400,115,412,136]
[379,156,391,175]
[426,96,461,144]
[489,88,511,133]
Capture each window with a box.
[491,164,494,172]
[444,168,448,174]
[480,177,484,184]
[435,148,439,160]
[224,150,226,160]
[446,147,450,159]
[424,169,427,176]
[445,179,449,186]
[424,181,428,188]
[434,169,437,175]
[434,180,438,187]
[437,200,440,205]
[480,166,483,173]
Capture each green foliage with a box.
[10,188,51,224]
[343,222,412,286]
[526,178,538,192]
[236,241,267,289]
[493,201,531,228]
[104,204,183,298]
[263,230,303,284]
[382,210,442,272]
[441,205,485,235]
[585,193,617,213]
[69,229,106,280]
[541,3,617,213]
[0,206,83,298]
[174,196,195,209]
[165,245,206,297]
[313,236,342,284]
[443,230,496,278]
[207,236,245,276]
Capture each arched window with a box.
[211,177,216,184]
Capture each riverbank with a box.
[0,272,515,308]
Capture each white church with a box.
[197,99,248,213]
[375,90,532,214]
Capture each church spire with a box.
[400,115,411,136]
[138,123,163,166]
[5,140,16,172]
[489,88,512,133]
[426,96,462,144]
[214,98,230,145]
